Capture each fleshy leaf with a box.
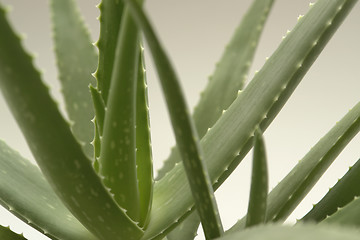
[139,0,358,238]
[167,214,199,240]
[98,6,141,222]
[123,0,224,238]
[0,6,143,240]
[90,86,105,136]
[0,225,27,240]
[322,196,360,227]
[95,0,124,103]
[246,128,268,228]
[229,100,360,231]
[167,1,275,238]
[50,0,98,159]
[302,158,360,223]
[136,44,154,228]
[217,224,360,240]
[156,0,274,181]
[0,141,96,240]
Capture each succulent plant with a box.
[0,0,360,239]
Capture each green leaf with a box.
[98,6,141,222]
[229,101,360,231]
[302,158,360,223]
[136,45,154,228]
[167,1,275,238]
[246,128,268,228]
[0,6,143,240]
[322,196,360,227]
[123,0,224,238]
[156,0,274,181]
[167,214,200,240]
[95,0,124,103]
[141,0,358,238]
[0,141,96,240]
[90,86,105,136]
[50,0,98,159]
[0,225,26,240]
[89,85,105,169]
[217,224,360,240]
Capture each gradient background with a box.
[0,0,359,239]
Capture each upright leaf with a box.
[167,1,274,238]
[95,0,124,103]
[98,6,141,222]
[0,141,96,240]
[0,6,143,239]
[50,0,98,159]
[122,0,224,238]
[229,101,360,232]
[157,0,274,180]
[246,128,268,228]
[139,0,358,238]
[136,45,154,228]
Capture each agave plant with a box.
[1,0,360,239]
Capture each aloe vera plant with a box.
[0,0,360,239]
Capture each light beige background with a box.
[0,0,359,239]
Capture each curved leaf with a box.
[142,0,358,238]
[0,6,143,240]
[123,0,224,238]
[229,101,360,231]
[156,0,274,181]
[167,1,274,238]
[0,141,96,240]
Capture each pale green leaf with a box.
[95,0,124,103]
[229,101,360,231]
[246,128,268,228]
[98,7,141,222]
[140,0,358,238]
[156,0,274,181]
[322,196,360,227]
[0,141,96,240]
[136,45,154,228]
[0,6,143,239]
[50,0,97,159]
[302,158,360,223]
[123,0,224,238]
[217,224,360,240]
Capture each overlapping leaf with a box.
[98,7,141,222]
[123,0,224,238]
[302,158,360,223]
[134,0,358,238]
[0,5,143,239]
[50,0,98,159]
[0,141,96,240]
[229,100,360,231]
